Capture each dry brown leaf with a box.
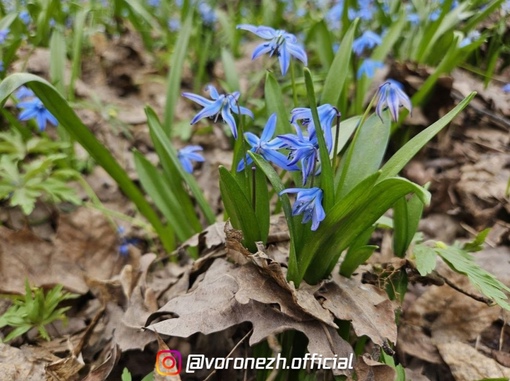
[436,341,510,381]
[0,208,127,295]
[0,344,46,381]
[45,355,84,381]
[146,258,354,376]
[318,274,397,346]
[81,344,119,381]
[86,254,160,352]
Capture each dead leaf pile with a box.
[145,222,398,378]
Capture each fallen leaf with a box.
[318,273,398,346]
[436,341,510,381]
[81,343,119,381]
[0,208,128,295]
[146,258,354,376]
[0,344,47,381]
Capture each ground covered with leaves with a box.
[0,3,510,381]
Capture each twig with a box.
[436,272,495,306]
[203,328,253,381]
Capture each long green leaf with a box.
[49,28,66,94]
[298,172,381,284]
[304,177,430,284]
[253,165,270,244]
[380,92,475,181]
[321,19,358,106]
[0,73,173,251]
[304,68,334,210]
[163,14,193,135]
[134,150,193,243]
[219,166,260,251]
[264,72,292,135]
[145,107,216,224]
[336,113,390,198]
[393,193,424,258]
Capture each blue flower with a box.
[352,30,382,56]
[290,104,339,152]
[0,29,9,44]
[0,62,3,72]
[168,18,180,32]
[278,126,320,186]
[502,83,510,93]
[348,0,375,21]
[237,113,296,172]
[19,11,31,25]
[459,31,481,48]
[429,9,440,21]
[17,97,58,131]
[237,24,308,76]
[182,85,253,139]
[198,1,216,26]
[117,227,139,256]
[280,187,325,231]
[326,1,343,30]
[357,59,384,79]
[15,86,35,100]
[376,80,412,122]
[178,145,205,173]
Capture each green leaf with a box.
[393,193,425,258]
[145,107,215,225]
[321,19,358,106]
[303,68,334,210]
[379,92,476,181]
[340,226,377,277]
[436,244,510,310]
[371,11,407,62]
[331,115,361,156]
[0,73,173,251]
[163,14,192,135]
[69,7,89,100]
[299,172,381,284]
[134,150,202,245]
[305,176,430,283]
[307,20,334,70]
[264,72,292,135]
[413,244,437,276]
[462,228,491,252]
[336,113,390,198]
[219,166,260,252]
[253,165,270,244]
[49,28,67,94]
[220,48,240,92]
[122,368,132,381]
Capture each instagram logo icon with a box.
[156,350,182,376]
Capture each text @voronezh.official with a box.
[156,350,354,376]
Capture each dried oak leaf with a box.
[0,344,47,381]
[0,208,127,295]
[146,258,354,376]
[86,254,160,352]
[317,273,397,346]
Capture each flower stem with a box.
[251,165,257,211]
[290,60,298,107]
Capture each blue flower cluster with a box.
[179,21,415,232]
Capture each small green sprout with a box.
[0,281,78,342]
